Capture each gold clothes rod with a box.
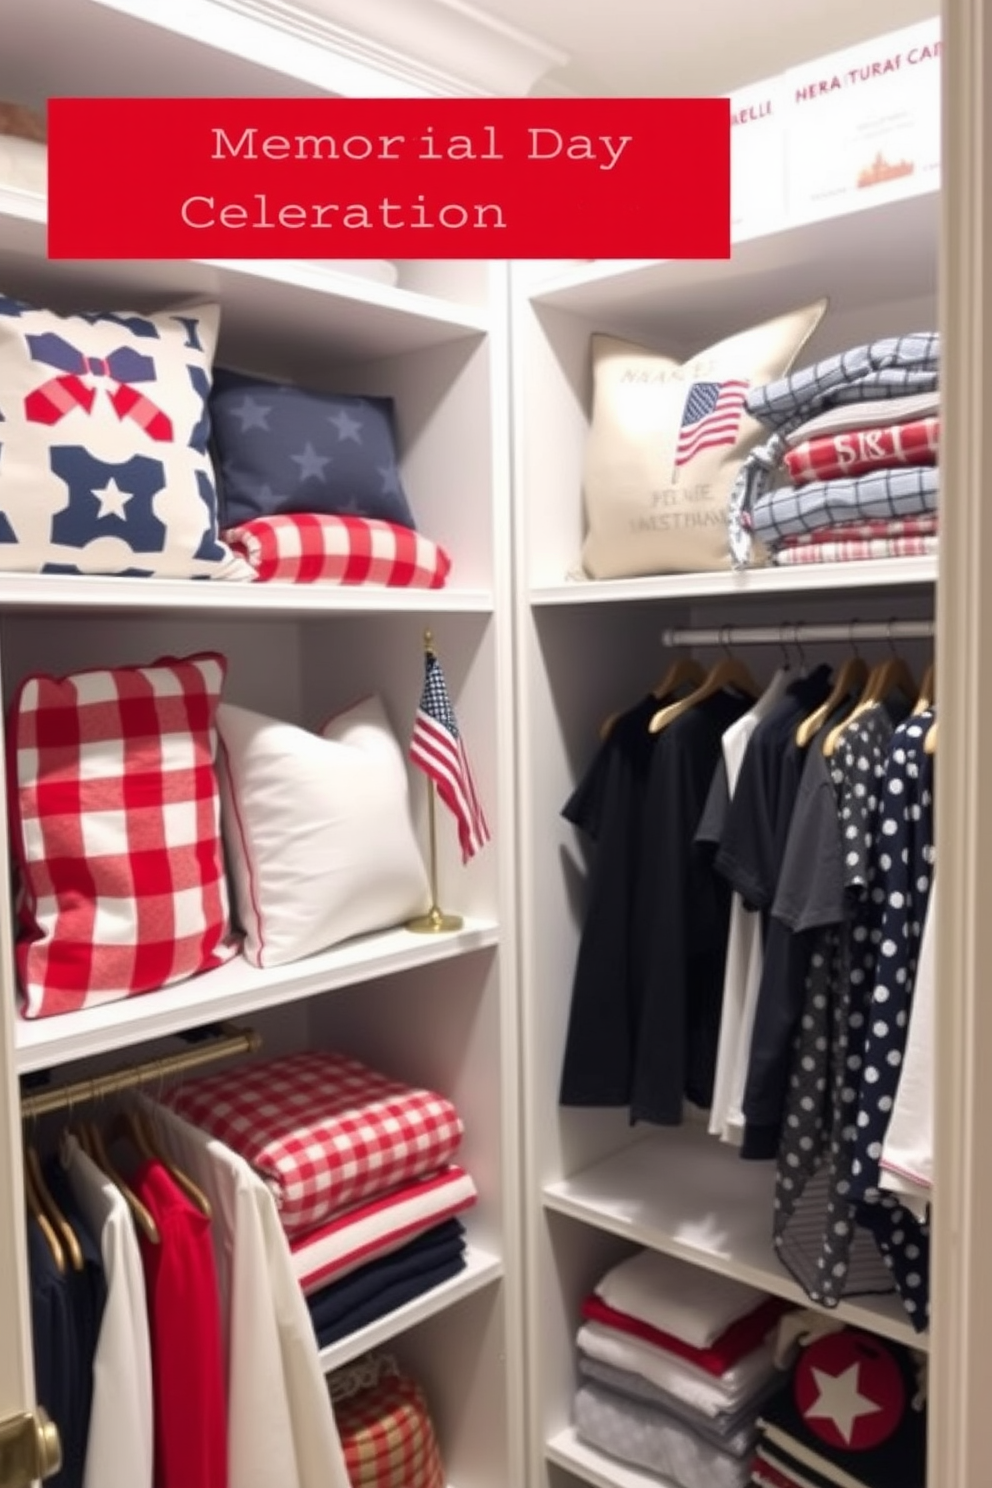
[20,1023,262,1119]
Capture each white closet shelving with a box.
[512,171,939,1487]
[0,10,523,1488]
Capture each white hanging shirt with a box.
[706,669,790,1142]
[138,1096,350,1488]
[61,1135,154,1488]
[879,871,937,1222]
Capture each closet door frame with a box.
[0,714,36,1428]
[930,0,992,1481]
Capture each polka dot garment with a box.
[773,706,899,1311]
[849,711,935,1332]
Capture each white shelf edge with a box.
[0,188,488,335]
[0,573,493,617]
[16,918,500,1073]
[202,257,489,334]
[526,185,939,303]
[531,557,938,607]
[547,1426,679,1488]
[542,1177,926,1354]
[318,1246,503,1374]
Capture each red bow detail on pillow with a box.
[23,332,174,441]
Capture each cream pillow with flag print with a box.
[580,299,827,578]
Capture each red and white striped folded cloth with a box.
[774,514,938,548]
[773,533,938,565]
[290,1165,478,1296]
[773,538,939,565]
[784,416,939,486]
[224,513,452,588]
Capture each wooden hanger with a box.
[823,652,918,758]
[925,719,937,755]
[24,1140,83,1271]
[599,656,705,740]
[81,1119,160,1245]
[127,1105,212,1220]
[795,654,869,749]
[912,661,935,716]
[23,1143,65,1274]
[648,651,760,736]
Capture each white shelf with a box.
[0,189,488,365]
[547,1427,678,1488]
[0,572,492,618]
[543,1125,925,1353]
[318,1245,503,1374]
[531,556,938,607]
[527,190,938,348]
[16,918,499,1073]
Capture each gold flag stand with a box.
[407,629,463,934]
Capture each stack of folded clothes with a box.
[164,1050,477,1347]
[750,1324,926,1488]
[573,1249,794,1488]
[726,335,940,570]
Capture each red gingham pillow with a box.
[165,1050,464,1237]
[223,513,451,587]
[8,653,235,1019]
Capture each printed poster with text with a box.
[784,17,941,222]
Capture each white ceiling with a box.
[478,0,941,97]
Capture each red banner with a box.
[46,97,730,261]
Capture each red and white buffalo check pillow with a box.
[8,652,235,1019]
[165,1049,464,1237]
[224,513,452,588]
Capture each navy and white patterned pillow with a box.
[0,294,250,580]
[209,368,417,532]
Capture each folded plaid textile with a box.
[784,417,939,486]
[772,535,938,565]
[751,465,939,547]
[728,334,940,567]
[777,515,938,547]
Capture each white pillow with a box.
[216,695,430,968]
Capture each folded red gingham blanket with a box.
[777,514,938,548]
[784,416,939,486]
[772,534,938,565]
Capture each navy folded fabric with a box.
[308,1218,466,1347]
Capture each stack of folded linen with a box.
[727,335,940,569]
[164,1050,477,1346]
[750,1324,926,1488]
[573,1249,793,1488]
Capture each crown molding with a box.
[87,0,569,96]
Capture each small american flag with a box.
[674,379,749,470]
[410,648,490,863]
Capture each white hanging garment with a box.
[137,1096,350,1488]
[61,1134,154,1488]
[878,871,937,1222]
[708,668,790,1142]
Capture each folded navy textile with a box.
[308,1218,466,1346]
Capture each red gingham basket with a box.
[330,1356,444,1488]
[166,1050,464,1237]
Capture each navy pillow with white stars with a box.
[209,368,418,531]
